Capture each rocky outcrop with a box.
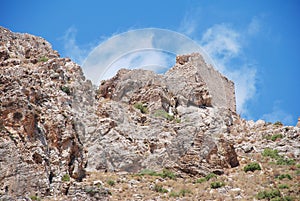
[0,27,239,199]
[0,27,105,200]
[169,54,236,112]
[1,27,299,200]
[230,119,300,159]
[92,57,239,176]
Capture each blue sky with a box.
[1,0,299,125]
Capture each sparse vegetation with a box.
[169,189,192,197]
[276,157,295,166]
[107,179,115,186]
[271,133,283,141]
[278,184,289,189]
[61,85,71,95]
[153,184,168,193]
[154,109,172,119]
[61,174,70,182]
[194,173,217,183]
[277,174,292,180]
[262,148,280,159]
[205,173,217,181]
[210,181,225,189]
[169,191,180,198]
[262,148,295,165]
[161,169,176,179]
[244,162,261,172]
[138,169,158,176]
[134,102,148,114]
[153,109,181,122]
[179,189,192,196]
[265,133,283,141]
[195,177,206,184]
[274,121,283,126]
[38,56,48,62]
[256,189,281,200]
[30,195,41,201]
[138,169,176,180]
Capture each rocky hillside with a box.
[0,27,299,201]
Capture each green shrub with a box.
[244,162,261,172]
[262,148,280,159]
[138,169,159,176]
[257,189,281,200]
[266,133,284,141]
[153,184,168,193]
[85,186,101,196]
[277,174,292,180]
[262,148,295,165]
[195,177,207,183]
[210,181,225,189]
[271,133,283,141]
[134,103,148,114]
[169,191,180,197]
[278,184,289,189]
[175,118,181,123]
[205,173,217,181]
[195,173,217,183]
[62,174,70,182]
[30,195,41,201]
[160,169,176,179]
[274,121,283,126]
[153,109,174,121]
[179,189,192,196]
[276,158,295,165]
[61,86,71,95]
[283,196,294,201]
[38,56,48,62]
[107,179,115,186]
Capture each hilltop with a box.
[0,27,299,200]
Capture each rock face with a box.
[168,54,236,112]
[1,27,299,200]
[0,27,103,199]
[92,56,239,175]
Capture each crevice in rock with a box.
[48,171,54,184]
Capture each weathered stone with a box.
[0,26,98,198]
[92,55,240,176]
[296,117,300,127]
[168,53,236,111]
[1,26,299,200]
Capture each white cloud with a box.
[62,26,90,65]
[178,14,197,36]
[82,28,211,84]
[199,23,257,116]
[225,66,256,115]
[200,24,241,61]
[247,16,261,35]
[79,17,260,117]
[261,101,294,125]
[101,50,172,79]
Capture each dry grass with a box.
[82,155,299,201]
